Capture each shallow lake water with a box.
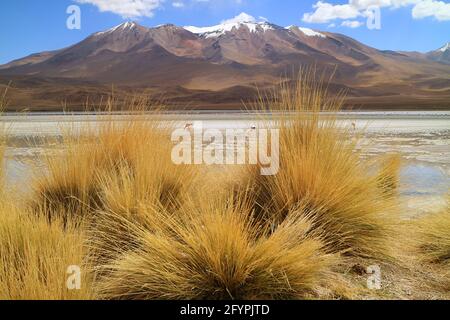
[2,111,449,215]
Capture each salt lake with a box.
[2,111,449,215]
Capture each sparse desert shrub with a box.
[0,202,93,300]
[93,196,337,300]
[235,72,398,259]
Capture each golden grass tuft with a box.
[93,196,337,300]
[414,197,450,265]
[31,114,197,225]
[0,201,94,300]
[236,71,399,260]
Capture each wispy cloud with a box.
[75,0,165,18]
[172,1,185,8]
[302,0,450,24]
[412,0,450,21]
[75,0,246,17]
[303,2,361,23]
[341,20,364,27]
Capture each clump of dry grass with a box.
[0,201,94,300]
[236,71,399,260]
[388,197,450,296]
[32,112,197,225]
[414,198,450,265]
[92,195,337,300]
[83,73,402,300]
[87,164,197,266]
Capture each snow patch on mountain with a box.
[286,26,326,38]
[184,21,276,38]
[438,42,450,52]
[96,22,138,36]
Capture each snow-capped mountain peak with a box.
[119,21,137,30]
[96,21,139,35]
[184,21,276,38]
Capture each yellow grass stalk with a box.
[376,154,402,198]
[0,202,94,300]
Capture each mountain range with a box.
[1,20,449,110]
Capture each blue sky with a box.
[0,0,449,64]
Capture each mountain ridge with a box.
[1,20,449,110]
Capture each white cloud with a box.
[349,0,420,10]
[341,20,364,27]
[303,1,361,23]
[74,0,245,17]
[172,1,185,8]
[76,0,164,18]
[303,0,450,24]
[193,0,244,4]
[412,0,450,21]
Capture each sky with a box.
[0,0,449,64]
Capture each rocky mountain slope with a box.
[1,20,449,110]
